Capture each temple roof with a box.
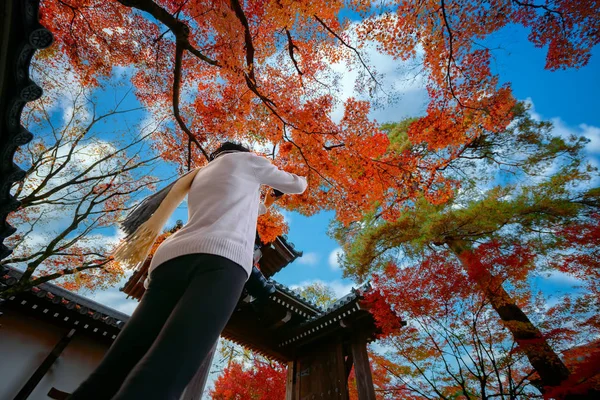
[258,235,303,277]
[0,0,54,262]
[121,235,303,300]
[218,281,377,362]
[1,266,129,341]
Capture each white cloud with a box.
[523,98,542,122]
[324,20,428,124]
[328,247,344,270]
[87,230,125,249]
[369,341,395,356]
[539,270,583,288]
[526,97,600,157]
[579,123,600,154]
[297,252,319,266]
[30,53,92,127]
[513,98,600,188]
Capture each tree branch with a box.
[285,28,304,78]
[229,0,256,83]
[117,0,219,67]
[173,42,210,161]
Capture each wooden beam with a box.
[182,340,218,400]
[335,340,349,399]
[14,328,76,400]
[285,360,296,400]
[270,310,292,330]
[344,352,354,381]
[47,387,70,400]
[350,332,376,400]
[294,358,301,400]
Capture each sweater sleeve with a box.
[251,155,308,194]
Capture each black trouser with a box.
[68,253,247,400]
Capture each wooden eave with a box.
[277,293,378,350]
[1,267,129,342]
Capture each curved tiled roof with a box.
[0,0,54,261]
[279,235,303,258]
[1,266,129,340]
[275,282,377,349]
[271,280,323,314]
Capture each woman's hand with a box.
[264,190,277,208]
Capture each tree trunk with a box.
[447,240,570,392]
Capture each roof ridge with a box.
[271,280,323,313]
[3,266,130,321]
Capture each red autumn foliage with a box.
[553,212,600,297]
[39,0,597,228]
[365,255,472,328]
[211,359,287,400]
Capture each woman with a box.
[69,142,307,399]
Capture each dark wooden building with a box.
[1,0,53,260]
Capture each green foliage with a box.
[381,118,418,154]
[294,282,337,308]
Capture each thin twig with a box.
[314,15,382,89]
[439,0,481,112]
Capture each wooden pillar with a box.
[285,360,296,400]
[294,358,301,400]
[350,333,376,400]
[182,340,218,400]
[344,351,354,400]
[14,328,76,400]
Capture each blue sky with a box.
[486,25,600,127]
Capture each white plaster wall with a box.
[0,308,110,400]
[29,333,108,399]
[0,309,64,399]
[0,308,213,399]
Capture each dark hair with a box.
[209,141,251,161]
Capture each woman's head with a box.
[209,142,251,162]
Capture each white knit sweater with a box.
[146,152,307,286]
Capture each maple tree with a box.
[363,261,544,399]
[0,58,160,296]
[332,104,600,396]
[37,0,598,228]
[256,201,288,245]
[15,2,599,394]
[211,357,287,400]
[356,0,599,151]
